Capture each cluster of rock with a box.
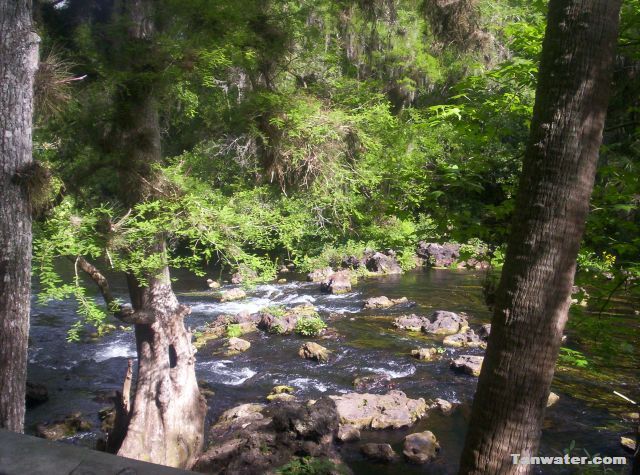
[416,242,489,269]
[363,296,413,310]
[194,390,444,473]
[394,310,470,335]
[258,303,320,334]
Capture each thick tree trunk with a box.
[116,260,206,468]
[0,0,39,433]
[458,1,621,474]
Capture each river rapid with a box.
[26,267,638,474]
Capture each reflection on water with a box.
[27,268,638,474]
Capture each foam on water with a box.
[287,377,330,393]
[363,365,417,379]
[92,341,136,363]
[198,360,257,386]
[190,298,272,315]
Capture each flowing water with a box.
[26,266,638,474]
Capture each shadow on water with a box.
[26,267,638,474]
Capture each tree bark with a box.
[0,0,39,433]
[102,1,206,468]
[458,1,622,474]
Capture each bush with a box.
[294,316,327,337]
[226,324,243,338]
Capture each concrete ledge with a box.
[0,429,195,475]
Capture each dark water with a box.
[26,268,638,474]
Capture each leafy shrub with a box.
[294,316,327,337]
[226,324,243,338]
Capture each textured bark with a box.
[0,0,39,433]
[458,1,622,474]
[104,0,206,467]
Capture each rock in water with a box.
[206,278,221,289]
[403,431,440,463]
[299,342,330,362]
[330,390,428,430]
[450,355,484,377]
[217,287,247,302]
[360,443,397,462]
[337,424,361,442]
[194,398,346,475]
[366,252,403,275]
[431,398,454,414]
[411,348,439,361]
[423,310,469,335]
[352,374,391,391]
[36,413,92,441]
[546,392,560,407]
[443,328,486,348]
[416,242,460,267]
[226,337,251,354]
[307,267,334,282]
[621,436,637,452]
[364,296,410,310]
[394,314,430,331]
[320,269,352,294]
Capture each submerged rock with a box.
[299,342,330,362]
[320,269,352,294]
[546,392,560,408]
[442,328,486,349]
[194,398,347,475]
[423,311,469,336]
[366,252,403,275]
[226,337,251,354]
[621,436,637,452]
[329,390,428,430]
[337,424,361,442]
[450,355,484,377]
[352,374,391,392]
[307,267,334,283]
[403,431,440,464]
[216,288,247,302]
[431,398,454,415]
[364,296,410,310]
[360,443,397,462]
[394,314,430,331]
[411,348,439,361]
[36,413,92,441]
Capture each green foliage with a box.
[558,348,590,369]
[277,456,348,475]
[226,324,243,338]
[294,316,327,337]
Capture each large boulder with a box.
[307,267,334,283]
[364,296,410,310]
[443,328,486,349]
[329,390,428,430]
[403,431,440,464]
[450,355,484,377]
[394,314,430,331]
[320,269,352,294]
[417,242,460,267]
[422,311,469,335]
[337,424,361,442]
[216,288,247,302]
[360,443,397,462]
[366,252,403,275]
[299,342,330,362]
[194,398,347,475]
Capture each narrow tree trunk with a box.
[458,1,621,473]
[0,0,39,433]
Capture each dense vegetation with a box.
[32,0,638,335]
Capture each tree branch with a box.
[73,256,156,324]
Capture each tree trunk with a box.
[458,1,622,474]
[104,1,206,467]
[0,0,39,433]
